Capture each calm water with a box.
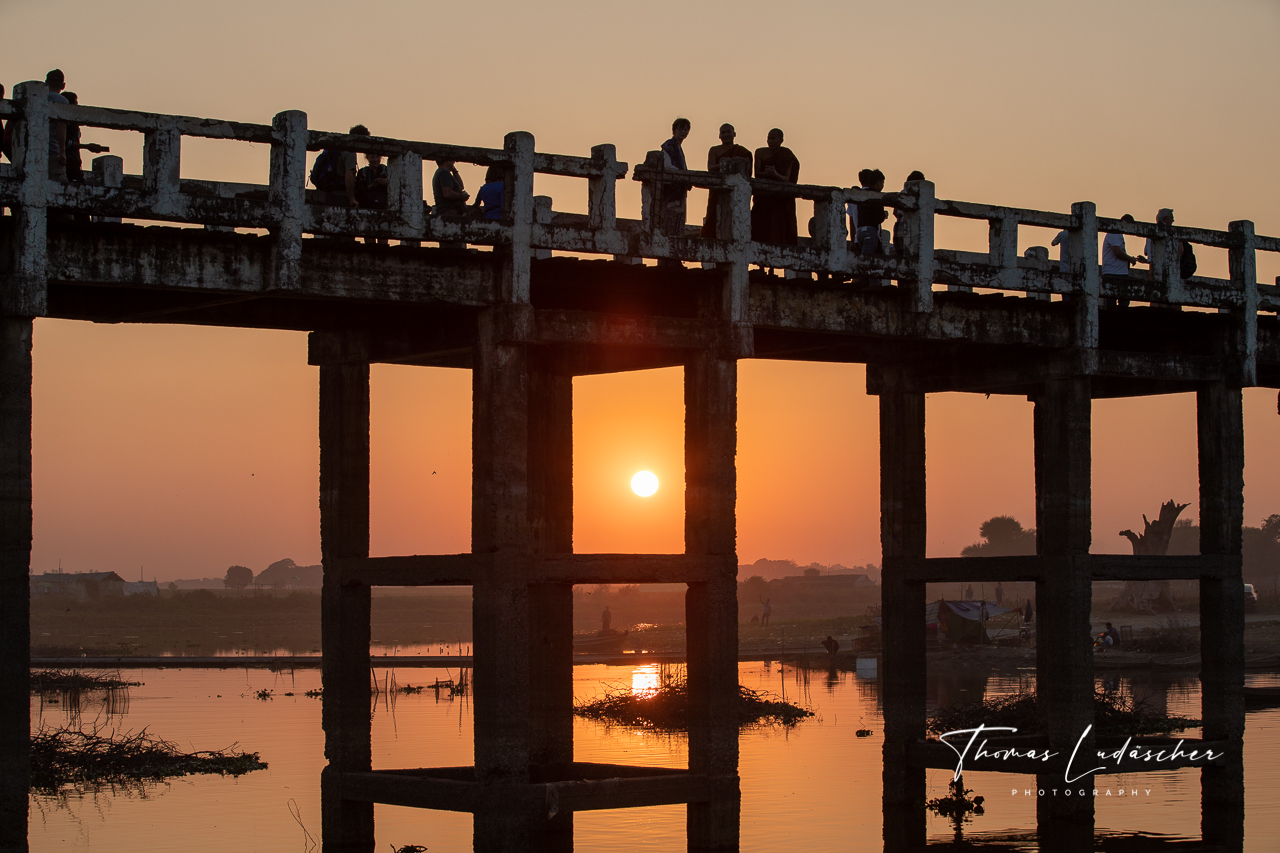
[27,664,1280,851]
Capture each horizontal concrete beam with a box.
[889,554,1232,583]
[332,553,735,586]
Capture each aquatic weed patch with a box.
[30,726,267,793]
[574,676,813,730]
[29,670,142,691]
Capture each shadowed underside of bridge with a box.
[2,81,1277,852]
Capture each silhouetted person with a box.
[45,69,69,183]
[1103,213,1141,307]
[62,91,83,181]
[1105,622,1121,646]
[657,117,691,254]
[433,157,469,216]
[1140,208,1196,291]
[759,596,772,627]
[1024,598,1033,623]
[601,605,612,634]
[964,584,973,600]
[891,170,925,252]
[701,122,752,238]
[995,581,1004,606]
[751,128,799,247]
[821,635,839,655]
[851,168,887,255]
[355,151,389,210]
[472,165,505,220]
[312,124,368,208]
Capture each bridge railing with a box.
[1,83,1275,321]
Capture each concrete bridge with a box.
[2,79,1277,851]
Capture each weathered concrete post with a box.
[1228,220,1258,387]
[471,306,537,852]
[0,317,33,853]
[269,110,307,291]
[587,144,619,232]
[9,82,51,319]
[1067,202,1100,351]
[90,155,123,224]
[501,132,536,304]
[684,348,740,852]
[143,117,182,218]
[877,371,927,849]
[1196,380,1246,847]
[315,331,375,853]
[989,212,1019,292]
[1032,377,1094,834]
[526,350,574,849]
[897,180,935,312]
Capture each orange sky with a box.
[9,0,1280,580]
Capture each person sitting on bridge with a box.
[1102,214,1141,307]
[432,158,469,216]
[700,123,752,238]
[311,124,368,208]
[751,128,800,250]
[355,151,389,210]
[472,165,505,220]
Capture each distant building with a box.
[30,571,126,601]
[123,580,159,597]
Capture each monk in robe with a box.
[751,128,800,245]
[700,123,753,239]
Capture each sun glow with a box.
[630,471,659,497]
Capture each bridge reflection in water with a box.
[2,78,1273,851]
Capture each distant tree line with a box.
[222,558,323,590]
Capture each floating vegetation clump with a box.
[30,726,267,793]
[927,689,1199,738]
[29,670,142,692]
[574,672,812,731]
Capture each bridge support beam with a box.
[1033,377,1095,834]
[0,317,32,853]
[318,335,374,852]
[877,379,928,849]
[684,350,741,851]
[1197,381,1246,847]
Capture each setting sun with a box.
[630,471,659,497]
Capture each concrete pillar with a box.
[683,350,740,852]
[0,317,32,853]
[9,82,50,319]
[898,180,935,312]
[1196,381,1245,845]
[317,334,374,853]
[1067,203,1100,350]
[877,381,927,849]
[471,310,535,851]
[527,354,574,849]
[1032,377,1094,828]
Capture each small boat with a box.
[573,629,629,654]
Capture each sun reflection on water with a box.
[631,664,660,697]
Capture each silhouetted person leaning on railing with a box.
[472,165,505,220]
[1102,213,1141,307]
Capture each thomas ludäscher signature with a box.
[937,724,1224,783]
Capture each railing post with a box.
[1150,222,1186,306]
[269,110,308,291]
[532,195,553,261]
[989,211,1019,291]
[91,155,123,224]
[143,117,182,217]
[503,131,536,303]
[1068,202,1099,351]
[898,180,935,312]
[812,188,848,276]
[588,144,618,231]
[8,82,51,318]
[1228,220,1258,385]
[388,150,424,237]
